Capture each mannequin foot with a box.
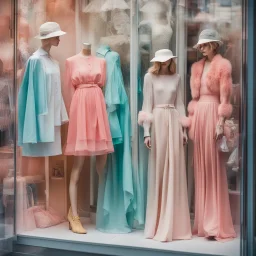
[67,207,87,234]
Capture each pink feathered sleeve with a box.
[218,60,233,118]
[99,59,106,88]
[138,73,154,137]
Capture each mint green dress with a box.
[96,45,134,233]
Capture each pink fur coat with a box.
[188,54,233,121]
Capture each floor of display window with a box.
[17,218,240,256]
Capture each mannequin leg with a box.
[96,154,107,176]
[69,156,85,216]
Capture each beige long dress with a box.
[138,72,192,242]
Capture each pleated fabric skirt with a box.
[191,95,236,241]
[65,86,114,156]
[144,106,192,242]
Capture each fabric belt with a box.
[76,83,98,89]
[154,104,175,109]
[154,104,176,127]
[198,95,219,103]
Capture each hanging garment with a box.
[95,45,134,233]
[188,54,236,241]
[133,51,151,229]
[0,40,14,147]
[65,54,113,156]
[101,0,130,12]
[83,0,105,13]
[0,78,12,147]
[18,48,68,157]
[138,73,192,242]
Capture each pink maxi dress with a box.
[191,73,236,241]
[65,54,114,156]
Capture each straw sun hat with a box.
[35,22,66,39]
[150,49,177,63]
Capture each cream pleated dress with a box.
[138,72,191,242]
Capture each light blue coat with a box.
[18,48,68,156]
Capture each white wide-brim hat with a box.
[35,22,66,39]
[150,49,177,62]
[193,29,223,49]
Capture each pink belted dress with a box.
[65,54,114,156]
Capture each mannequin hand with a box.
[144,136,151,149]
[183,131,188,145]
[215,124,224,141]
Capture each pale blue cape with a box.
[18,55,49,145]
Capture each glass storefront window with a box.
[136,1,242,255]
[0,1,16,254]
[0,0,250,255]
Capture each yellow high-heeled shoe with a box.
[67,207,87,234]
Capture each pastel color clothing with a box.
[65,54,113,156]
[95,45,134,233]
[18,48,68,157]
[188,54,236,241]
[138,73,192,242]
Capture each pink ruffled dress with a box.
[65,54,114,156]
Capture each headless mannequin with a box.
[69,42,107,217]
[140,1,173,55]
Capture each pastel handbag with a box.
[227,147,239,168]
[223,118,239,151]
[218,136,229,152]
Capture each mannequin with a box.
[0,16,14,148]
[99,10,130,66]
[138,49,191,242]
[187,29,236,241]
[139,0,173,56]
[18,22,68,230]
[18,22,68,157]
[65,42,113,234]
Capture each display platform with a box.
[17,218,240,256]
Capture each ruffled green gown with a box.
[96,45,134,233]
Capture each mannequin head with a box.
[149,59,176,75]
[112,10,130,36]
[194,29,222,60]
[198,42,219,58]
[35,22,66,52]
[41,36,60,48]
